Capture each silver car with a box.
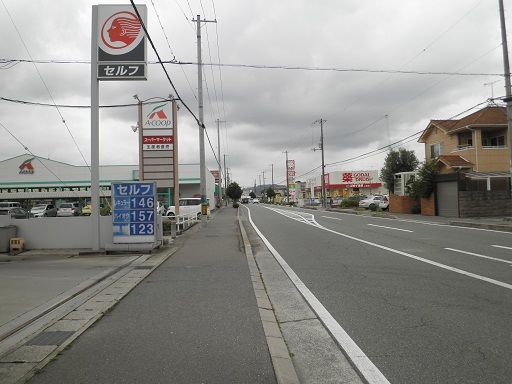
[30,204,58,217]
[57,202,81,217]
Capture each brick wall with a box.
[459,191,512,217]
[389,194,416,214]
[420,193,435,216]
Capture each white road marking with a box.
[445,248,512,265]
[243,205,390,384]
[321,216,343,221]
[492,245,512,250]
[259,206,512,292]
[367,224,413,233]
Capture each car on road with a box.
[0,207,30,219]
[57,202,81,217]
[0,201,21,209]
[252,198,260,204]
[166,198,209,219]
[30,204,58,217]
[358,195,384,209]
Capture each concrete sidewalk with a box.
[0,207,295,384]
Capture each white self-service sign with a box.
[96,4,147,80]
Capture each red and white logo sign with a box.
[142,136,174,144]
[99,10,144,55]
[143,103,173,129]
[19,157,35,174]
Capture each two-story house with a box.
[419,105,508,174]
[418,105,511,217]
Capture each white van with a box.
[165,198,209,219]
[0,201,21,209]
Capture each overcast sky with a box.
[0,0,509,188]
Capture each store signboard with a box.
[112,182,156,244]
[96,5,147,80]
[139,101,177,188]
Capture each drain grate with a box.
[25,331,74,346]
[133,266,153,270]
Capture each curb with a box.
[237,210,300,384]
[449,221,512,232]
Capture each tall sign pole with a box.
[216,119,224,207]
[91,6,100,251]
[499,0,512,190]
[283,150,289,204]
[91,4,147,251]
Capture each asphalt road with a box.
[244,205,512,384]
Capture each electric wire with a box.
[129,2,220,168]
[1,0,90,172]
[150,0,198,101]
[0,58,502,77]
[0,96,176,109]
[0,120,83,199]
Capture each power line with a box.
[0,96,176,109]
[1,0,90,171]
[1,58,503,77]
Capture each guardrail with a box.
[162,212,199,236]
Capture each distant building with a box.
[0,154,215,208]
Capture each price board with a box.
[112,182,156,243]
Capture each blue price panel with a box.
[112,182,156,241]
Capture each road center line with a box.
[321,216,343,221]
[444,248,512,265]
[244,205,390,384]
[492,245,512,250]
[367,224,413,232]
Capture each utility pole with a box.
[283,150,289,204]
[271,164,274,188]
[258,174,262,194]
[313,119,326,208]
[499,0,512,191]
[223,154,228,196]
[262,170,266,195]
[216,119,224,207]
[193,15,216,223]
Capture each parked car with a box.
[57,202,81,217]
[0,207,29,219]
[30,204,58,217]
[166,198,209,219]
[379,195,389,210]
[358,195,384,209]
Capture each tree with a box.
[380,148,419,193]
[266,187,276,202]
[249,191,256,199]
[407,160,438,200]
[226,182,242,201]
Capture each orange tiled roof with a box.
[436,106,507,132]
[419,106,506,143]
[437,155,473,168]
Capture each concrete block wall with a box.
[459,191,512,218]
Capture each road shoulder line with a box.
[237,208,300,384]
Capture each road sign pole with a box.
[91,5,100,251]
